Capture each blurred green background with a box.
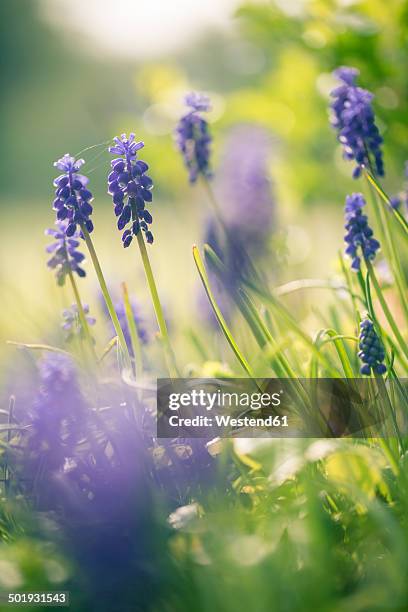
[1,0,408,372]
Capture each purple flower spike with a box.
[28,353,88,470]
[109,133,145,158]
[62,303,96,340]
[358,318,386,376]
[330,67,384,179]
[108,134,154,247]
[175,91,212,183]
[344,193,380,271]
[52,153,94,237]
[45,221,86,286]
[217,124,274,243]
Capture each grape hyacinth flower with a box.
[28,353,87,471]
[198,125,274,324]
[216,124,274,244]
[358,319,386,376]
[175,92,212,183]
[53,154,94,237]
[108,133,154,247]
[344,193,380,271]
[330,67,384,179]
[62,304,96,339]
[45,221,86,286]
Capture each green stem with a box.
[323,329,355,379]
[6,341,72,356]
[378,437,400,476]
[136,231,179,378]
[81,226,132,370]
[366,260,408,361]
[339,251,360,319]
[193,245,255,378]
[67,268,98,363]
[374,371,404,451]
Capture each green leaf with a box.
[193,245,254,378]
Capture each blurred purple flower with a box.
[101,295,148,357]
[389,196,401,210]
[108,133,154,247]
[27,353,87,472]
[61,304,96,340]
[52,154,94,237]
[199,125,275,323]
[175,92,212,183]
[216,124,274,243]
[330,67,384,179]
[45,221,86,286]
[344,193,380,271]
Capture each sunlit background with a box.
[2,2,408,608]
[1,0,407,376]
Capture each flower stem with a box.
[81,226,132,370]
[136,231,179,377]
[366,260,408,361]
[67,268,98,363]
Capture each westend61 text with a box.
[168,414,289,428]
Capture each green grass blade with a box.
[6,341,72,357]
[322,329,356,378]
[193,245,254,378]
[365,170,408,236]
[366,261,408,362]
[98,336,118,363]
[242,279,342,376]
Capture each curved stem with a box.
[193,245,254,378]
[81,226,132,370]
